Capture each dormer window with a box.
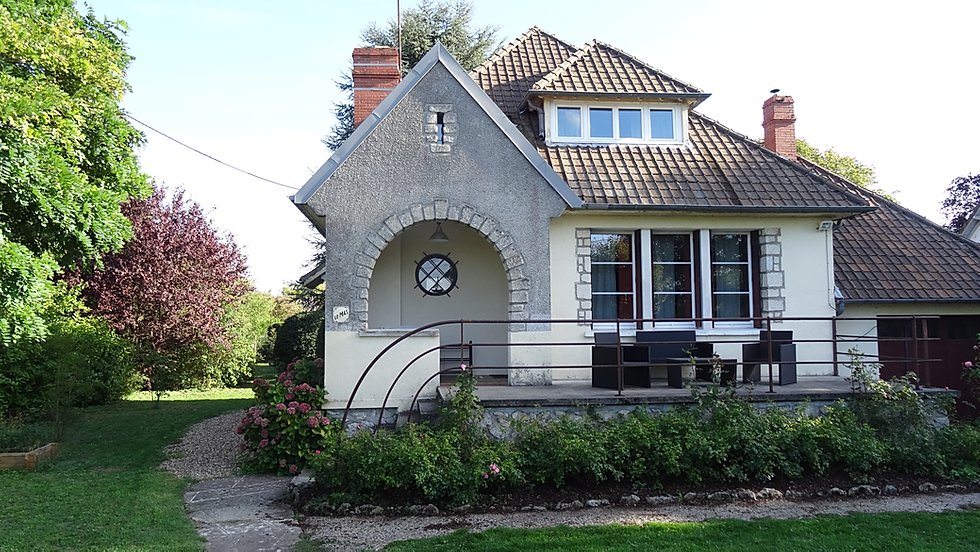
[546,101,685,145]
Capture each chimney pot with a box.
[352,47,401,129]
[762,94,796,160]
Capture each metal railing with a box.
[336,315,942,431]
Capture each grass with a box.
[385,510,980,551]
[0,388,253,551]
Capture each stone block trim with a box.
[423,104,456,154]
[575,229,592,325]
[758,228,786,318]
[352,199,530,329]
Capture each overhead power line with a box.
[123,113,299,191]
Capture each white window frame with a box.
[648,232,697,329]
[642,229,755,330]
[708,231,754,329]
[546,100,685,145]
[590,231,637,332]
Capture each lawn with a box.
[385,510,980,551]
[0,388,253,551]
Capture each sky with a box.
[90,0,980,293]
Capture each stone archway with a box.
[349,198,530,330]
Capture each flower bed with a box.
[0,442,59,471]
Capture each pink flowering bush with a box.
[237,358,334,473]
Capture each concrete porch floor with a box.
[438,376,953,408]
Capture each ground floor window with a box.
[592,229,759,329]
[590,232,635,322]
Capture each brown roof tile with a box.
[538,113,869,210]
[801,159,980,302]
[531,40,704,97]
[471,27,577,139]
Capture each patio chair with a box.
[742,330,797,385]
[591,333,652,389]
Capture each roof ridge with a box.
[689,110,871,210]
[530,39,597,90]
[800,157,980,251]
[590,40,704,95]
[471,26,576,77]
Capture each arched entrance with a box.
[368,219,509,374]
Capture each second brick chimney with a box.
[762,94,796,160]
[352,47,401,128]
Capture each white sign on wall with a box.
[332,306,350,323]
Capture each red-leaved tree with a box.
[80,186,250,393]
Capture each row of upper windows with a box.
[547,102,685,145]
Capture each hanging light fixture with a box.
[429,222,449,243]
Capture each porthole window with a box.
[415,253,458,296]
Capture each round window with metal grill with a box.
[414,253,458,296]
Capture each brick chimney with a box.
[352,47,401,128]
[762,94,796,160]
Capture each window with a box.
[549,102,683,144]
[710,233,750,320]
[619,109,642,138]
[650,109,674,139]
[557,106,582,137]
[589,108,613,138]
[591,233,635,321]
[651,234,694,321]
[590,230,757,329]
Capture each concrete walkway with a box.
[184,475,299,552]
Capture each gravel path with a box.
[160,409,246,480]
[303,492,980,551]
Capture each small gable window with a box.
[548,101,684,145]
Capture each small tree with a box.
[80,186,250,395]
[941,173,980,233]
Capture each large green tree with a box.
[322,0,499,150]
[940,173,980,233]
[0,0,149,346]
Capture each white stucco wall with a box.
[323,330,440,411]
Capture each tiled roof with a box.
[530,40,704,98]
[474,28,869,212]
[801,159,980,302]
[471,27,577,139]
[538,113,869,209]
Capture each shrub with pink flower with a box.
[237,358,334,474]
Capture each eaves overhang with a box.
[291,42,583,233]
[528,90,711,108]
[578,203,876,216]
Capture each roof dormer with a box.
[525,40,708,147]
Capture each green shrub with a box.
[513,415,617,487]
[0,313,138,420]
[0,418,53,452]
[237,359,333,474]
[271,312,323,369]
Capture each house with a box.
[292,28,980,420]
